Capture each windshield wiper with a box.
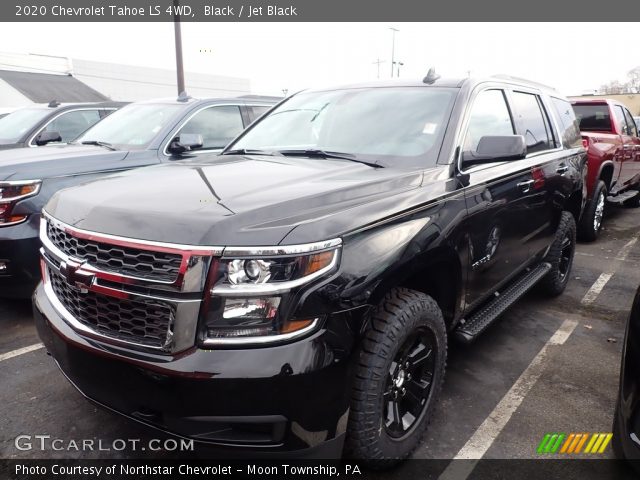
[222,148,279,156]
[80,140,117,151]
[278,149,383,168]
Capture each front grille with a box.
[46,221,183,282]
[49,269,175,348]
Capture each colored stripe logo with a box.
[537,433,612,454]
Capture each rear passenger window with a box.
[550,97,581,148]
[613,106,629,136]
[463,89,514,152]
[511,92,554,154]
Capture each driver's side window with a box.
[463,89,514,152]
[178,105,244,151]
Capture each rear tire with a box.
[540,211,576,297]
[345,288,447,468]
[578,180,606,242]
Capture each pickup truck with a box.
[34,75,585,464]
[571,99,640,240]
[0,95,276,298]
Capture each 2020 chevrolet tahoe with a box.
[34,75,586,464]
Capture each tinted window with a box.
[232,87,458,167]
[42,109,102,143]
[613,106,629,135]
[623,108,638,137]
[76,103,183,150]
[0,107,50,144]
[550,97,581,148]
[511,92,553,154]
[250,106,271,119]
[463,89,514,152]
[179,106,244,150]
[573,104,612,132]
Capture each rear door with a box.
[461,87,544,309]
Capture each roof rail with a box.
[48,100,61,108]
[491,74,556,91]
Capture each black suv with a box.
[0,95,277,297]
[34,76,586,463]
[0,101,124,149]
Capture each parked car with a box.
[0,101,125,149]
[34,75,585,464]
[0,95,277,298]
[571,99,640,240]
[613,287,640,471]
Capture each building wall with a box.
[569,94,640,115]
[72,59,251,101]
[0,79,33,107]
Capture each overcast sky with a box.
[0,22,636,96]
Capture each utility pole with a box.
[389,27,399,78]
[173,0,185,95]
[372,58,385,79]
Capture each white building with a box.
[0,52,251,107]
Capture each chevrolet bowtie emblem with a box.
[59,259,95,293]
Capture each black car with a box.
[613,287,640,467]
[34,76,586,463]
[0,101,125,149]
[0,95,277,297]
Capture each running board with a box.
[454,262,552,344]
[607,190,639,204]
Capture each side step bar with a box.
[607,190,639,204]
[454,262,552,344]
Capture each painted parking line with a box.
[0,343,44,363]
[438,318,579,480]
[581,235,638,306]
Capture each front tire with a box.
[345,288,447,468]
[540,211,576,297]
[578,180,606,241]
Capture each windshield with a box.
[75,103,183,150]
[230,87,458,167]
[0,107,50,144]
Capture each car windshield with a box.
[75,103,183,150]
[0,107,51,144]
[230,86,458,167]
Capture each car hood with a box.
[45,154,426,246]
[0,144,129,181]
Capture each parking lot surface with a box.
[1,205,638,461]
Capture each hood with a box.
[45,154,425,246]
[0,144,129,181]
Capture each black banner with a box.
[1,459,640,480]
[3,0,640,22]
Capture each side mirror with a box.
[35,130,62,146]
[168,133,204,154]
[462,135,527,167]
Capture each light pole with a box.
[394,61,404,77]
[389,27,399,78]
[173,0,185,95]
[372,58,385,79]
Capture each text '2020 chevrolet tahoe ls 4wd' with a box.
[34,76,586,464]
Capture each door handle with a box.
[556,165,569,175]
[517,180,535,193]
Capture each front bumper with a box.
[0,215,41,298]
[33,282,359,458]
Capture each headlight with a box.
[0,180,41,226]
[200,239,341,345]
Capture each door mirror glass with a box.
[34,130,62,146]
[168,133,204,154]
[462,135,527,166]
